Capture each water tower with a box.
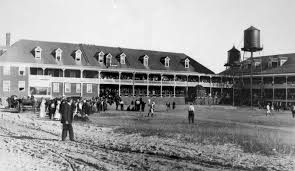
[224,46,241,68]
[241,26,263,108]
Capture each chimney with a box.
[6,33,10,47]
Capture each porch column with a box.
[221,76,223,95]
[209,76,212,96]
[261,76,263,100]
[173,74,176,97]
[286,75,288,108]
[132,72,135,97]
[147,73,149,97]
[119,72,121,96]
[42,67,45,75]
[160,73,163,97]
[62,69,66,97]
[98,71,101,97]
[80,69,83,97]
[186,75,188,97]
[272,76,275,103]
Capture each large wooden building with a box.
[0,36,234,104]
[221,47,295,107]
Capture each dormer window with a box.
[75,49,82,62]
[184,58,190,68]
[144,55,149,67]
[98,51,104,63]
[279,57,288,66]
[268,57,279,68]
[34,46,42,59]
[55,48,62,62]
[106,53,112,67]
[120,53,126,64]
[165,56,170,67]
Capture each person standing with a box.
[53,100,61,120]
[48,99,56,120]
[188,103,195,124]
[266,103,271,116]
[291,103,295,118]
[39,98,46,118]
[172,101,176,110]
[61,99,74,141]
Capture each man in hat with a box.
[61,98,74,141]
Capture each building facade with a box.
[221,50,295,107]
[0,38,234,104]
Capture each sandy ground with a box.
[0,109,294,171]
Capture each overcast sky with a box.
[0,0,294,73]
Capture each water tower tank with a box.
[242,26,263,52]
[227,46,241,65]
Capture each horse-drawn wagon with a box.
[6,95,38,113]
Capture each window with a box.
[76,83,81,93]
[3,66,10,75]
[3,80,10,92]
[254,61,261,68]
[86,84,92,93]
[120,53,126,64]
[19,66,26,76]
[65,83,71,93]
[165,56,170,67]
[75,50,82,62]
[53,83,59,93]
[144,55,149,67]
[34,46,42,59]
[55,48,62,62]
[185,58,190,68]
[18,81,25,92]
[98,51,104,63]
[280,58,288,66]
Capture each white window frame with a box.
[3,80,10,92]
[53,83,60,93]
[55,48,63,62]
[165,56,170,67]
[144,55,149,67]
[18,81,25,92]
[3,66,10,75]
[65,83,71,93]
[86,84,92,93]
[120,53,126,64]
[34,46,42,59]
[280,58,288,66]
[75,50,82,62]
[19,66,26,76]
[185,58,190,68]
[98,51,104,62]
[76,83,81,93]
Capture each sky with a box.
[0,0,294,73]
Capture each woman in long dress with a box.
[54,100,61,120]
[39,98,46,118]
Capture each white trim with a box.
[75,49,82,62]
[18,81,26,92]
[164,56,170,67]
[34,46,42,59]
[18,66,26,76]
[143,55,149,67]
[3,80,10,92]
[0,62,214,77]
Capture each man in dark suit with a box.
[61,98,74,141]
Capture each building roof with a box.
[245,26,260,31]
[228,46,240,52]
[0,39,214,74]
[219,53,295,75]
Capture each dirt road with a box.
[0,111,294,171]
